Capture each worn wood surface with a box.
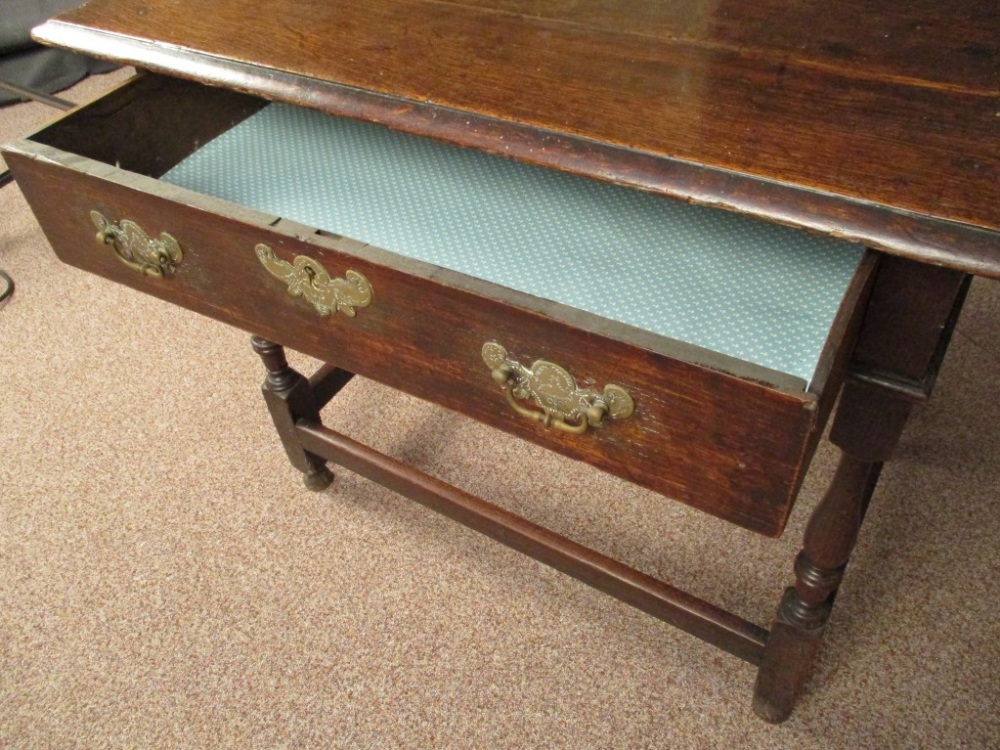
[32,0,1000,276]
[850,256,972,392]
[4,133,868,536]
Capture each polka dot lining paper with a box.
[162,104,865,387]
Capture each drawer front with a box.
[8,140,838,537]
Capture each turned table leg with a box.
[754,255,971,722]
[251,335,334,490]
[753,379,913,721]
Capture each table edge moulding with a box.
[5,0,997,724]
[30,4,1000,277]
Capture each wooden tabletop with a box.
[34,0,1000,275]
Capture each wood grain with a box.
[31,0,1000,276]
[451,0,999,92]
[5,134,865,536]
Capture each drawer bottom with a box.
[162,101,867,387]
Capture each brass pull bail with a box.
[482,342,633,434]
[90,210,183,277]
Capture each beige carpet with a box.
[2,70,998,749]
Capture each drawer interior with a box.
[32,74,866,392]
[12,72,879,535]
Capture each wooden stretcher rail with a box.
[308,363,355,408]
[293,418,770,665]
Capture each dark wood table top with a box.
[34,0,1000,275]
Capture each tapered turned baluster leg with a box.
[752,255,971,721]
[752,455,879,721]
[251,335,334,490]
[753,378,914,722]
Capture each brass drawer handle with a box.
[256,243,373,317]
[482,342,634,434]
[90,211,183,277]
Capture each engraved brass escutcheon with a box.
[256,243,373,317]
[482,342,634,434]
[90,211,183,277]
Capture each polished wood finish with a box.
[8,0,995,723]
[251,336,333,490]
[457,0,998,91]
[3,75,875,536]
[32,0,1000,276]
[754,256,971,720]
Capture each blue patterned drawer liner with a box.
[162,104,865,386]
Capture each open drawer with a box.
[4,73,874,537]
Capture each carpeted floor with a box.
[1,70,998,749]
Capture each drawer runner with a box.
[293,417,769,665]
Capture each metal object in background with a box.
[0,80,75,111]
[0,268,12,307]
[0,79,77,307]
